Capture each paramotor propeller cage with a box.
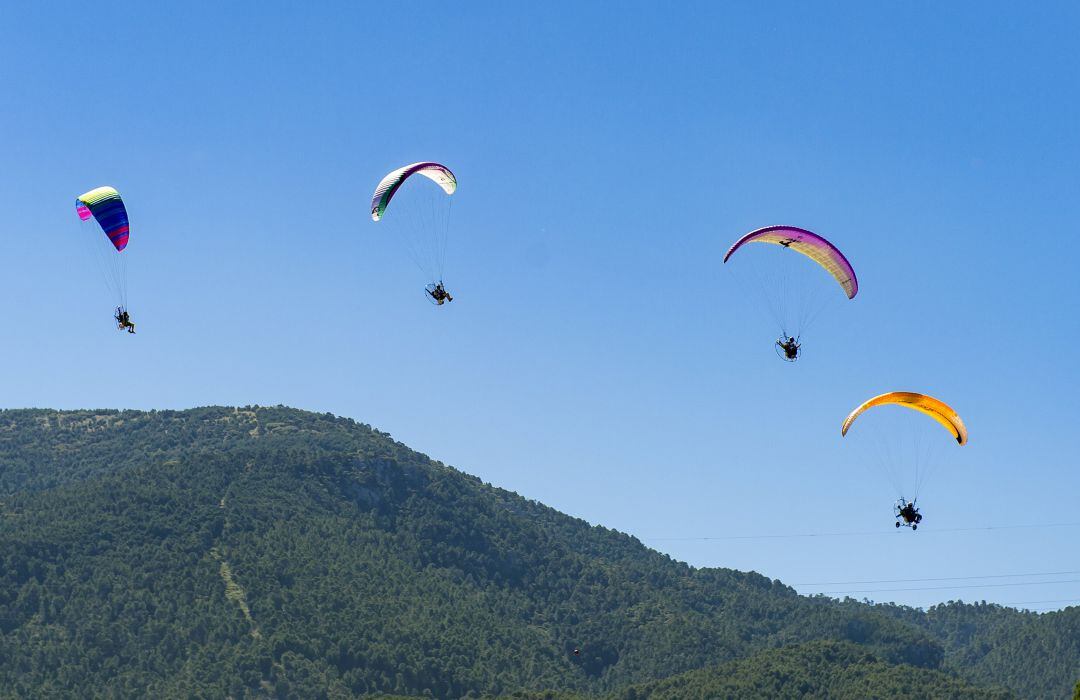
[425,283,453,306]
[775,335,801,362]
[894,499,922,530]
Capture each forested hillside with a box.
[871,599,1080,698]
[0,407,1074,698]
[601,640,1014,699]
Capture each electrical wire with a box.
[819,578,1080,596]
[648,521,1080,542]
[795,570,1080,587]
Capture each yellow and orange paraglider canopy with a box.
[841,392,967,445]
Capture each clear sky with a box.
[1,1,1077,611]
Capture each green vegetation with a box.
[603,640,1012,699]
[869,599,1080,697]
[0,407,1073,698]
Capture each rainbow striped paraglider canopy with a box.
[76,186,130,252]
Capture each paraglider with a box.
[114,307,135,334]
[75,186,134,333]
[776,335,801,362]
[371,162,457,305]
[895,498,922,529]
[426,281,453,305]
[724,226,856,361]
[842,392,967,530]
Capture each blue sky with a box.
[1,1,1077,611]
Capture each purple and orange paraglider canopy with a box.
[724,225,857,299]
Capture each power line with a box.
[653,529,883,541]
[796,570,1080,587]
[648,521,1080,542]
[819,578,1080,596]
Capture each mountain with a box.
[0,407,1074,698]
